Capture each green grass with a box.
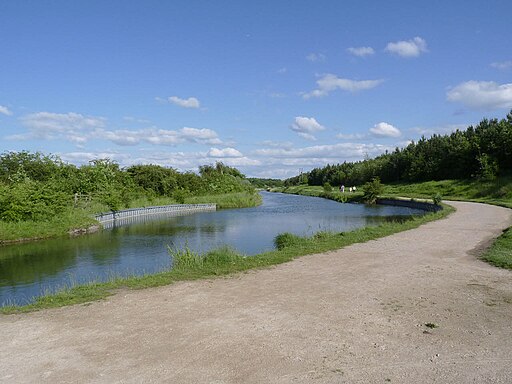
[1,204,452,314]
[481,228,512,269]
[185,191,262,209]
[382,175,512,209]
[278,177,512,272]
[277,175,512,208]
[0,207,98,244]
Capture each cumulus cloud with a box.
[491,61,512,70]
[207,147,243,158]
[21,112,105,133]
[11,111,224,147]
[446,81,512,110]
[336,132,366,140]
[168,96,200,108]
[259,140,294,149]
[290,116,325,141]
[410,124,468,137]
[179,127,222,144]
[370,122,401,138]
[303,74,384,99]
[347,46,375,57]
[0,105,12,116]
[306,53,326,62]
[385,37,428,58]
[253,142,391,161]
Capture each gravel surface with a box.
[1,201,511,383]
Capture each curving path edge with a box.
[1,201,512,383]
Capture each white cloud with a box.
[385,37,428,58]
[306,53,326,62]
[168,96,200,109]
[12,111,224,147]
[303,74,384,99]
[347,46,375,57]
[259,140,294,149]
[59,151,131,165]
[446,81,512,110]
[180,127,222,145]
[139,127,222,146]
[290,116,325,141]
[410,124,468,137]
[0,105,12,116]
[21,112,105,135]
[253,142,391,160]
[491,61,512,70]
[336,132,366,140]
[207,147,243,158]
[370,122,401,138]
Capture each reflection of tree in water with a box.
[109,214,227,236]
[1,193,424,306]
[0,231,121,287]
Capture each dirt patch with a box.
[1,201,511,383]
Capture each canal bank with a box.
[1,201,511,382]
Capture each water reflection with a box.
[0,192,424,305]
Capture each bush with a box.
[323,182,332,194]
[0,180,69,222]
[362,177,383,204]
[432,192,443,205]
[476,153,499,181]
[274,232,302,250]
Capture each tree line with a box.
[0,152,254,222]
[284,111,512,187]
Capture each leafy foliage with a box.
[285,110,512,187]
[362,177,383,204]
[432,193,443,205]
[0,152,257,228]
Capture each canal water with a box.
[0,192,424,306]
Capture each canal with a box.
[0,192,424,306]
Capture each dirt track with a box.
[1,201,511,383]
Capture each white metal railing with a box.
[94,204,216,229]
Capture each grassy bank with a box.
[185,191,262,209]
[481,228,512,269]
[276,175,512,208]
[0,191,261,244]
[2,204,452,314]
[277,178,512,271]
[381,175,512,209]
[274,185,365,204]
[0,207,98,244]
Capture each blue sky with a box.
[1,1,511,178]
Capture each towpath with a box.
[1,201,511,383]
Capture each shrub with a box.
[0,180,69,222]
[476,153,499,181]
[432,192,443,205]
[362,177,383,204]
[323,182,333,194]
[274,232,302,250]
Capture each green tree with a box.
[362,177,383,205]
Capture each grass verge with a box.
[2,203,452,314]
[185,191,262,209]
[480,228,512,269]
[277,178,512,271]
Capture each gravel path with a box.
[1,201,511,383]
